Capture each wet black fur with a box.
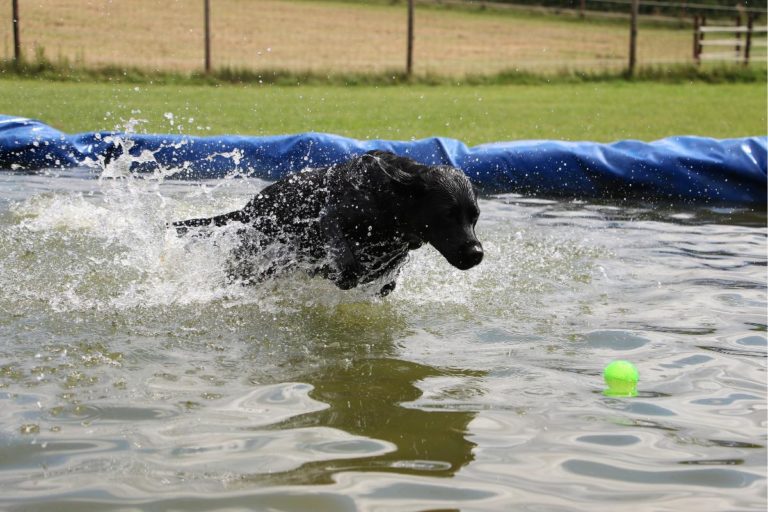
[172,151,483,295]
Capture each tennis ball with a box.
[603,360,639,397]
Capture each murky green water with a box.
[0,171,765,511]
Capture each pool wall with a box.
[0,115,765,206]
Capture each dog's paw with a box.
[377,281,397,297]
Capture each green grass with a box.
[0,77,765,144]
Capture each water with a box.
[0,169,765,511]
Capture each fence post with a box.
[406,0,414,76]
[744,14,753,66]
[12,0,21,63]
[693,15,700,63]
[628,0,638,76]
[204,0,211,73]
[694,16,706,64]
[734,14,742,61]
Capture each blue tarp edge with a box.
[0,115,765,206]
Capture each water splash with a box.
[0,174,601,326]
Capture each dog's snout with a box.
[460,241,484,269]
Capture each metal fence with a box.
[1,0,766,77]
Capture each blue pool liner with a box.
[0,115,765,206]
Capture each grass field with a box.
[0,0,713,76]
[1,78,765,144]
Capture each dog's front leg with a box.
[330,247,362,290]
[319,212,363,290]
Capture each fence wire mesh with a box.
[0,0,765,76]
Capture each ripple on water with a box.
[0,173,765,510]
[561,459,762,488]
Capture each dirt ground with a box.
[0,0,698,75]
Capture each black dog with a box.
[173,151,482,295]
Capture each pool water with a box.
[0,170,765,511]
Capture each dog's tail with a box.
[171,210,246,235]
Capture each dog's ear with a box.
[363,151,418,186]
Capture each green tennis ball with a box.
[603,360,639,397]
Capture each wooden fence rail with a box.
[694,15,767,65]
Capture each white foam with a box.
[0,149,603,324]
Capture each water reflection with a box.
[262,358,478,484]
[251,303,480,484]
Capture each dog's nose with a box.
[461,242,484,268]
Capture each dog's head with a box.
[365,151,483,270]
